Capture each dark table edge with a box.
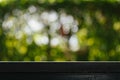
[0,62,120,73]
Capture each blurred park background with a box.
[0,0,120,61]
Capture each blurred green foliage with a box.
[0,0,120,61]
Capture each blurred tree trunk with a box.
[47,26,51,61]
[76,47,89,61]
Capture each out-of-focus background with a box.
[0,0,120,61]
